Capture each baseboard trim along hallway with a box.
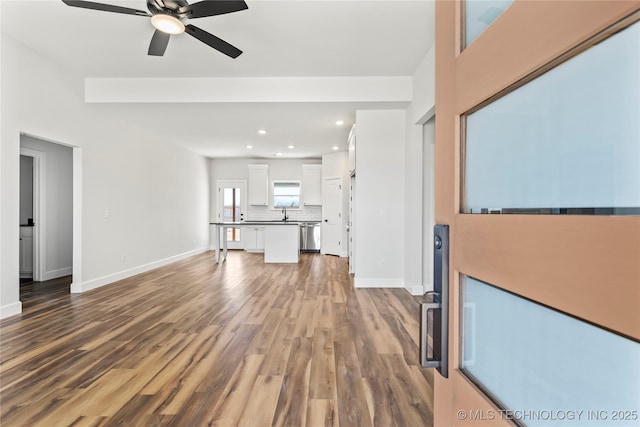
[70,248,207,293]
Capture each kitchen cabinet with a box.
[243,226,265,252]
[248,164,269,206]
[264,225,299,263]
[302,164,322,206]
[212,222,299,264]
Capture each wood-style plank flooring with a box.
[1,251,433,426]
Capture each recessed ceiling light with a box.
[151,14,185,35]
[287,145,295,149]
[276,152,283,156]
[258,129,267,135]
[335,120,344,126]
[246,145,253,149]
[332,146,339,150]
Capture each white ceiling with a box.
[1,0,434,158]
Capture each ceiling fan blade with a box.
[148,30,171,56]
[61,0,150,17]
[185,24,242,58]
[187,0,248,19]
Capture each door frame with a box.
[18,132,82,294]
[434,2,640,425]
[216,180,247,250]
[19,147,45,282]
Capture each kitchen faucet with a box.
[282,207,289,221]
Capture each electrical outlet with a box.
[379,260,384,268]
[120,253,126,263]
[104,209,110,219]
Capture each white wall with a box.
[0,3,11,315]
[353,110,406,288]
[322,151,350,257]
[21,135,73,280]
[209,157,322,222]
[1,34,210,316]
[404,45,436,295]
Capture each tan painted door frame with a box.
[434,2,640,425]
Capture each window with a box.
[273,181,301,209]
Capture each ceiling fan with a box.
[61,0,248,58]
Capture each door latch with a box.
[421,224,449,378]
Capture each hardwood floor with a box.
[1,251,434,426]
[19,276,72,309]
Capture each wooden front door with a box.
[434,2,640,425]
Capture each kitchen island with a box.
[210,222,300,263]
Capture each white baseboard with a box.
[43,267,73,281]
[405,284,425,296]
[71,248,207,294]
[0,301,23,319]
[354,277,404,288]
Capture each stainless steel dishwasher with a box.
[299,222,321,252]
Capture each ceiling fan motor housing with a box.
[147,0,190,21]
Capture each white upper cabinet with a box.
[348,125,356,175]
[248,164,269,206]
[302,164,322,206]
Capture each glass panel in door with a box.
[464,21,640,215]
[218,180,246,250]
[464,0,514,47]
[461,276,640,426]
[223,187,242,242]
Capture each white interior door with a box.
[217,180,247,250]
[322,178,342,256]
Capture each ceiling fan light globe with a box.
[151,14,185,34]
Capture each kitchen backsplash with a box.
[247,205,322,222]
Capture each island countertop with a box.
[210,222,301,263]
[210,221,320,226]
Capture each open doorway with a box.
[19,155,35,283]
[19,134,73,297]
